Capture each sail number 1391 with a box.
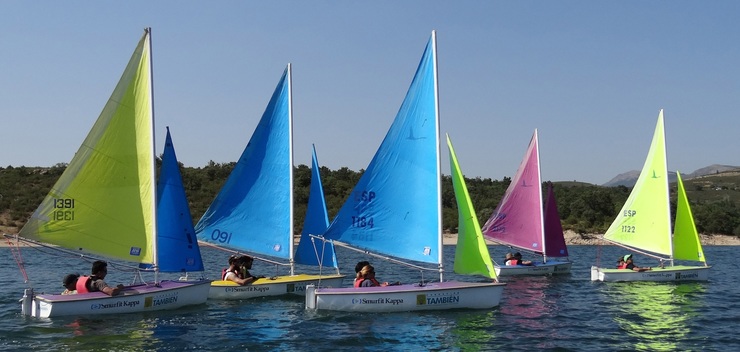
[52,198,75,221]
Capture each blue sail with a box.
[155,127,205,272]
[323,35,440,264]
[195,67,292,260]
[295,145,339,268]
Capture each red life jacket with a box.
[355,278,382,287]
[617,263,628,269]
[76,276,91,294]
[508,259,519,266]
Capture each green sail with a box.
[19,31,155,264]
[673,172,706,263]
[447,135,497,279]
[603,110,672,256]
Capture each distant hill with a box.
[602,164,740,187]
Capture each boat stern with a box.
[590,266,603,281]
[305,284,317,310]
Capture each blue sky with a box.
[1,1,738,185]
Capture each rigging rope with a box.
[5,236,29,283]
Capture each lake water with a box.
[0,245,738,351]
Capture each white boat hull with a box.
[208,274,345,299]
[305,281,506,312]
[590,265,711,282]
[495,261,572,277]
[23,280,211,318]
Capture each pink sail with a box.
[543,182,569,257]
[482,131,545,254]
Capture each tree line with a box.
[2,163,739,237]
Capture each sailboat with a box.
[305,31,505,313]
[194,65,344,299]
[590,110,710,282]
[481,130,572,276]
[8,28,211,318]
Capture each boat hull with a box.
[495,261,572,277]
[25,280,211,318]
[208,274,345,299]
[590,265,711,282]
[305,281,506,312]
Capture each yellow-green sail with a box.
[603,110,672,256]
[19,30,156,264]
[447,135,497,279]
[673,172,706,263]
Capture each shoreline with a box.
[3,229,739,247]
[443,230,740,246]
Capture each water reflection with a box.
[604,282,706,351]
[498,276,562,349]
[448,310,498,350]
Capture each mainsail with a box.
[322,33,441,265]
[447,135,497,279]
[19,31,156,265]
[294,145,339,268]
[195,66,293,260]
[482,131,545,254]
[156,127,204,272]
[603,110,672,256]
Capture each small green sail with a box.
[604,110,672,256]
[673,172,706,263]
[447,135,497,279]
[19,30,155,264]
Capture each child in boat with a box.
[617,257,627,269]
[223,255,263,285]
[61,273,79,295]
[504,253,517,266]
[77,260,124,296]
[353,261,371,286]
[354,265,390,287]
[514,252,533,266]
[623,254,652,272]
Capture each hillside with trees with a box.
[2,164,739,238]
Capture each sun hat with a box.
[623,254,632,261]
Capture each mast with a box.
[431,30,444,282]
[660,109,673,264]
[535,129,546,263]
[288,63,295,276]
[145,27,159,277]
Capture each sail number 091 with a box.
[211,229,232,244]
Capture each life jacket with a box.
[222,268,239,281]
[355,278,382,287]
[507,259,519,266]
[76,276,91,294]
[617,263,628,269]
